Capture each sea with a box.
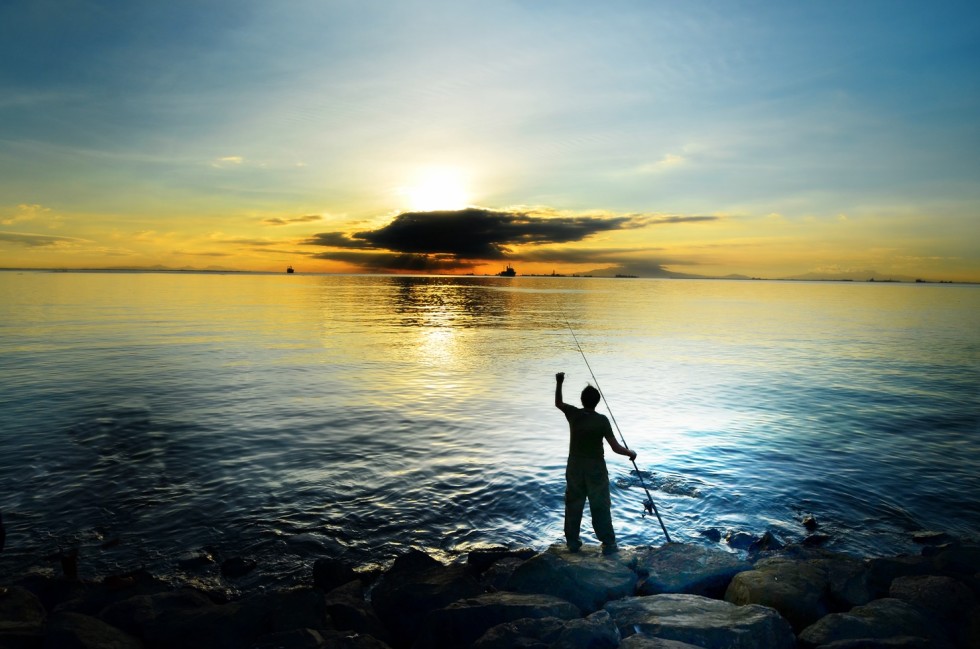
[1,271,978,590]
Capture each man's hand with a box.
[556,372,565,383]
[628,450,637,462]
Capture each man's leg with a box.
[564,463,587,551]
[585,462,617,551]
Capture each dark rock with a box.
[238,587,332,636]
[699,528,722,542]
[61,549,80,580]
[931,544,980,576]
[811,638,951,648]
[749,531,784,554]
[13,572,92,613]
[605,593,796,649]
[312,558,358,592]
[803,515,819,531]
[911,530,951,545]
[322,580,389,644]
[505,546,637,612]
[0,585,47,646]
[220,556,257,579]
[466,547,536,574]
[888,574,976,624]
[866,555,935,598]
[631,542,751,598]
[960,604,980,649]
[725,530,756,550]
[471,615,566,649]
[176,551,215,571]
[725,557,829,632]
[550,609,620,649]
[250,628,327,649]
[43,611,143,649]
[479,557,524,592]
[317,630,394,648]
[369,549,483,645]
[803,534,832,547]
[414,591,581,649]
[798,598,938,648]
[619,637,707,649]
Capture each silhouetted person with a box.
[555,372,636,554]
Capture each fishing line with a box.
[563,316,672,543]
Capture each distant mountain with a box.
[782,269,920,282]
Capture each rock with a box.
[699,528,722,543]
[797,598,938,648]
[803,534,832,547]
[911,530,951,545]
[551,609,620,649]
[960,604,980,649]
[620,636,707,649]
[322,580,389,644]
[505,546,637,612]
[250,628,328,649]
[472,610,619,649]
[44,611,143,649]
[369,549,483,645]
[479,557,524,592]
[605,593,796,649]
[220,556,257,578]
[931,543,980,576]
[238,587,332,636]
[0,585,46,646]
[802,515,819,531]
[866,556,935,598]
[888,575,976,625]
[811,638,951,648]
[61,548,80,580]
[415,591,581,649]
[724,557,830,632]
[631,542,751,598]
[312,558,358,592]
[466,547,536,574]
[725,531,756,550]
[749,531,784,553]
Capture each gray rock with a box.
[620,636,707,649]
[250,628,394,649]
[0,585,47,647]
[552,610,620,649]
[798,598,937,648]
[931,544,980,576]
[631,542,751,598]
[725,531,756,550]
[479,557,524,592]
[866,556,935,598]
[724,557,829,631]
[466,547,536,574]
[812,638,950,649]
[605,593,796,649]
[322,580,389,644]
[471,616,566,649]
[506,546,637,612]
[749,531,784,554]
[370,549,483,644]
[44,611,144,649]
[415,591,581,649]
[888,574,976,624]
[911,530,951,545]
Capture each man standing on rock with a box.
[555,372,636,554]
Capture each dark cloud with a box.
[263,215,323,226]
[310,250,476,272]
[305,208,636,259]
[0,232,86,247]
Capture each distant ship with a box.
[286,266,295,274]
[497,264,516,277]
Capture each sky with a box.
[1,1,978,280]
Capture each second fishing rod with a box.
[563,316,672,543]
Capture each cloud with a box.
[263,214,323,226]
[211,156,244,168]
[635,153,687,174]
[306,207,638,259]
[310,250,476,272]
[0,231,88,247]
[1,203,51,226]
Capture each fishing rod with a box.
[563,316,672,543]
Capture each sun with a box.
[403,167,470,212]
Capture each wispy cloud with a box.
[211,156,244,168]
[262,214,323,226]
[0,231,89,247]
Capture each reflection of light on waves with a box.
[417,326,457,365]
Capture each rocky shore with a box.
[1,534,978,649]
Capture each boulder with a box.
[631,542,751,598]
[0,585,47,646]
[798,598,937,648]
[724,557,829,631]
[931,544,980,576]
[466,547,536,574]
[312,558,359,592]
[865,556,935,598]
[472,610,619,649]
[220,557,257,579]
[888,575,976,625]
[44,611,143,649]
[620,636,707,649]
[238,587,332,636]
[506,546,637,612]
[810,638,951,648]
[479,557,524,592]
[725,531,756,550]
[414,591,580,649]
[749,531,784,554]
[369,550,483,645]
[604,593,796,649]
[250,628,394,649]
[322,580,389,644]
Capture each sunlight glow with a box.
[403,167,470,212]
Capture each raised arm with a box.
[555,372,566,409]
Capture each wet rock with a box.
[866,555,936,598]
[239,587,332,636]
[322,580,389,644]
[931,543,980,576]
[803,534,832,547]
[472,610,619,649]
[44,611,143,649]
[631,542,751,598]
[605,593,796,649]
[888,575,976,625]
[550,609,620,649]
[414,591,581,649]
[14,571,93,613]
[797,598,938,648]
[725,530,756,550]
[749,531,784,554]
[369,549,483,645]
[478,557,523,592]
[811,638,951,648]
[466,547,536,574]
[699,528,722,543]
[911,530,951,545]
[177,551,215,571]
[311,558,358,592]
[505,546,637,612]
[220,556,257,579]
[725,556,829,632]
[619,637,706,649]
[802,514,819,531]
[0,585,46,646]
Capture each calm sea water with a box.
[1,272,978,589]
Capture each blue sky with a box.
[1,1,978,278]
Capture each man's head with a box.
[581,385,601,410]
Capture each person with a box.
[555,372,637,554]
